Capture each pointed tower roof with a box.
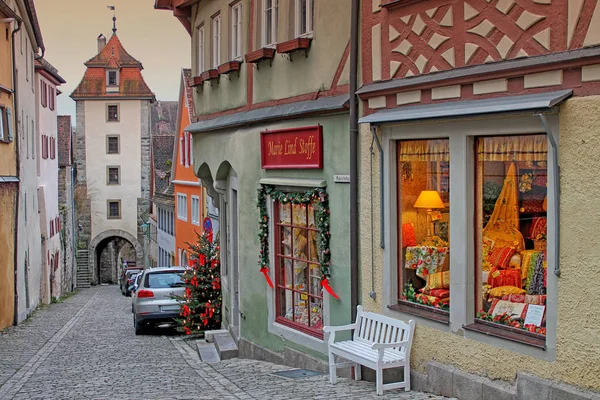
[70,33,155,101]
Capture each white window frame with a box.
[212,14,222,68]
[378,114,559,360]
[231,2,243,60]
[197,26,205,74]
[262,0,278,47]
[177,193,188,221]
[191,195,200,225]
[295,0,314,38]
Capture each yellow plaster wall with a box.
[358,97,600,391]
[0,20,16,177]
[0,185,16,330]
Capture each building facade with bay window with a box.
[358,0,600,397]
[156,0,353,363]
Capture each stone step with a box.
[196,341,220,363]
[211,330,238,360]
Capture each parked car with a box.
[131,272,144,313]
[120,267,142,293]
[122,269,142,296]
[132,267,186,335]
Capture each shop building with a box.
[156,0,353,361]
[358,0,600,398]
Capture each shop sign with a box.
[260,125,323,169]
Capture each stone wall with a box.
[58,166,76,295]
[73,103,92,251]
[138,100,151,265]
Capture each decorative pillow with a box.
[490,286,526,298]
[529,217,547,240]
[487,268,521,288]
[424,270,450,291]
[487,247,516,270]
[509,254,522,269]
[428,288,450,299]
[489,299,528,320]
[493,239,519,250]
[402,223,417,248]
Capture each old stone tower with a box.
[70,26,155,284]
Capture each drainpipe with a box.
[11,18,22,325]
[537,114,561,277]
[349,0,359,321]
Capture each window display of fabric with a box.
[487,268,521,288]
[404,245,448,278]
[482,162,525,251]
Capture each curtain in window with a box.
[398,139,449,161]
[477,134,547,161]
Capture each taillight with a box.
[137,290,154,298]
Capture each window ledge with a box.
[190,76,204,87]
[276,37,312,56]
[259,178,326,188]
[388,301,449,324]
[200,69,219,82]
[244,47,276,65]
[464,321,546,349]
[217,60,242,75]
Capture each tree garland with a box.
[257,185,338,299]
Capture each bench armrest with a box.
[323,323,358,334]
[371,340,409,350]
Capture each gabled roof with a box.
[35,57,66,85]
[152,134,176,195]
[70,33,155,100]
[84,34,141,67]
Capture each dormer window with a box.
[106,69,119,93]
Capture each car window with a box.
[145,272,185,289]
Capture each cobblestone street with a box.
[0,287,452,400]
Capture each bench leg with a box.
[354,363,361,381]
[328,351,337,384]
[404,365,411,391]
[376,368,383,396]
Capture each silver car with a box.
[132,267,186,335]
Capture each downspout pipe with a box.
[349,0,359,321]
[537,114,561,277]
[11,18,22,325]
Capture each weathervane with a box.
[107,5,116,34]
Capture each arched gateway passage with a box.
[89,230,143,285]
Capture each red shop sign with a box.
[260,125,323,169]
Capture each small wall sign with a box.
[260,125,323,169]
[333,174,350,183]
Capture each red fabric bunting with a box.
[260,267,274,288]
[321,278,340,300]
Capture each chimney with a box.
[97,34,107,53]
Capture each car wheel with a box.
[134,315,145,335]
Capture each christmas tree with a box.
[176,230,222,335]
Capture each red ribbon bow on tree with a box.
[321,278,340,299]
[260,266,274,288]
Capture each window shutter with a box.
[179,136,184,165]
[6,107,12,141]
[186,132,191,167]
[189,133,193,166]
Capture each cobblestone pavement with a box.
[0,286,454,400]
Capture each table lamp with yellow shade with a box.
[414,190,445,238]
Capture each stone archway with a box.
[89,229,143,285]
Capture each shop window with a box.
[397,139,450,319]
[475,134,548,337]
[275,200,323,338]
[107,200,121,219]
[263,0,278,47]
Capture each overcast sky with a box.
[35,0,190,123]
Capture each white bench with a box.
[323,305,415,396]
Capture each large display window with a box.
[274,200,323,338]
[397,139,450,317]
[475,134,548,337]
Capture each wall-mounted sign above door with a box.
[260,125,323,169]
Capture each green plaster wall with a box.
[193,113,350,357]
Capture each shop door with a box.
[230,179,241,340]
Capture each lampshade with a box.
[413,190,445,209]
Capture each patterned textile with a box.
[426,288,450,298]
[529,217,547,239]
[520,250,541,280]
[489,286,526,298]
[487,247,516,269]
[488,268,521,288]
[404,246,448,278]
[528,252,546,295]
[500,294,546,305]
[521,199,545,213]
[489,299,528,320]
[401,223,417,248]
[425,270,450,291]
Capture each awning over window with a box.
[358,90,572,125]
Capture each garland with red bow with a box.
[257,185,339,299]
